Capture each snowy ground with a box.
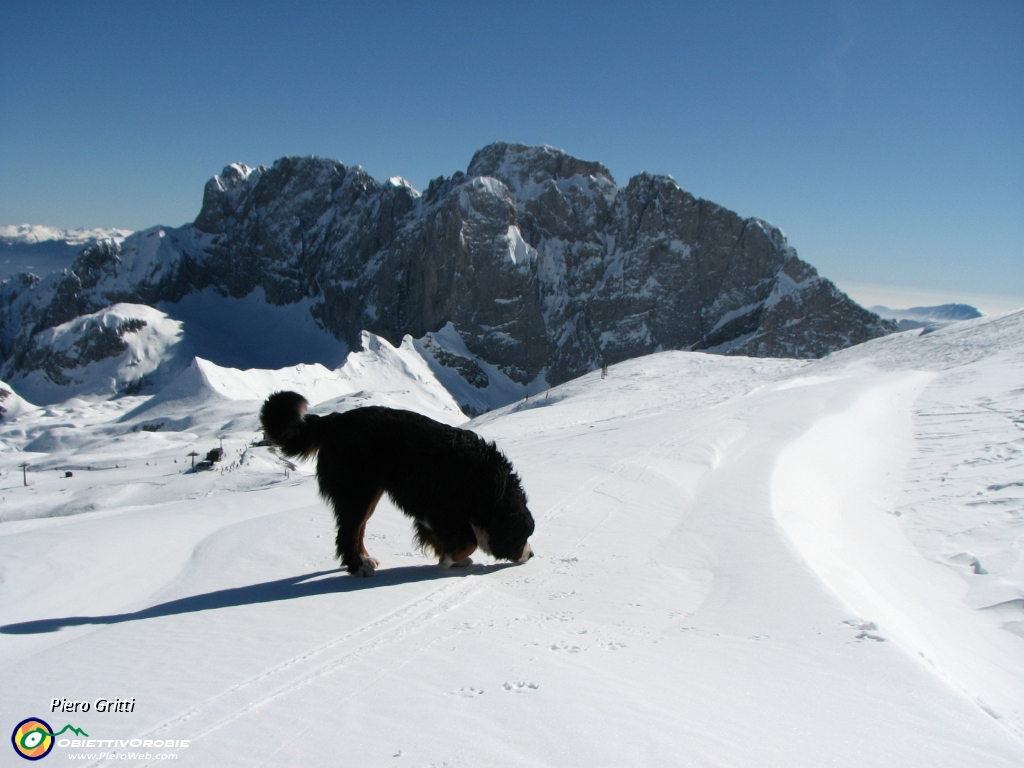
[1,311,1023,766]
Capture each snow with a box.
[211,164,256,191]
[4,303,191,405]
[0,380,34,424]
[0,225,133,246]
[0,225,134,280]
[103,226,212,298]
[763,269,813,308]
[871,304,984,323]
[504,225,537,267]
[459,177,512,211]
[413,322,547,416]
[773,370,1024,736]
[1,311,1023,765]
[387,176,420,197]
[706,301,760,335]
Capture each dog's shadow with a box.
[1,562,517,635]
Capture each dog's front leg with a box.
[335,489,384,577]
[336,528,374,576]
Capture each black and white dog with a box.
[260,391,535,576]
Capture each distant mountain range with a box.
[871,303,982,331]
[1,142,897,412]
[0,225,133,281]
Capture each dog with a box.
[260,391,535,576]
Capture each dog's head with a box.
[260,390,309,445]
[491,526,535,564]
[512,540,535,563]
[486,470,536,564]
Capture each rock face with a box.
[0,142,894,394]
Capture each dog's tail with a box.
[260,391,325,459]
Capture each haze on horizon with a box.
[1,1,1021,313]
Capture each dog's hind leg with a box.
[414,520,443,559]
[358,489,384,569]
[332,487,384,577]
[440,542,477,569]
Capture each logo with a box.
[11,720,87,761]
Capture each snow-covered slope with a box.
[413,322,549,416]
[0,379,33,423]
[0,312,1022,766]
[124,330,464,427]
[2,303,191,404]
[0,329,464,515]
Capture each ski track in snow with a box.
[157,579,487,743]
[1,311,1023,766]
[140,402,716,760]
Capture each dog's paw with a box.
[362,555,381,568]
[352,563,376,577]
[438,554,472,569]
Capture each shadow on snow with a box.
[1,562,517,635]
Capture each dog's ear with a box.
[488,442,514,500]
[492,465,508,500]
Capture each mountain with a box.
[0,224,132,281]
[2,303,191,405]
[0,379,33,421]
[0,143,894,410]
[871,303,983,331]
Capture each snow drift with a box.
[0,311,1022,766]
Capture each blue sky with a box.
[1,1,1021,312]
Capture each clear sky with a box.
[1,1,1021,312]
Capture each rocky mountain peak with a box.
[467,141,615,193]
[219,162,256,185]
[194,155,366,236]
[1,143,896,409]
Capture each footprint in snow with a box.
[843,619,886,642]
[451,687,484,697]
[550,641,585,653]
[503,680,540,692]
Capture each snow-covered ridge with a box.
[2,295,464,422]
[2,303,190,405]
